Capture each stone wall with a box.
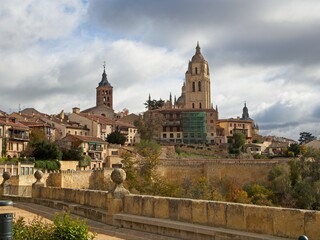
[123,194,319,239]
[45,169,113,189]
[159,158,288,186]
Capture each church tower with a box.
[96,63,113,109]
[184,42,211,109]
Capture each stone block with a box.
[154,197,169,219]
[178,199,192,222]
[123,195,133,213]
[169,198,179,221]
[245,205,274,235]
[304,210,320,240]
[141,196,154,217]
[65,189,75,203]
[226,203,246,231]
[273,208,304,238]
[207,201,227,228]
[192,200,208,225]
[128,195,142,215]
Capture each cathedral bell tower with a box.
[96,63,113,109]
[184,42,211,109]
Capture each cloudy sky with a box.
[1,0,320,140]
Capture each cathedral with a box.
[147,43,258,144]
[146,43,219,144]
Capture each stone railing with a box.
[0,170,317,240]
[122,195,318,239]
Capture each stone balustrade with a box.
[1,169,319,239]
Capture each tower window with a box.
[195,67,198,74]
[103,97,106,102]
[192,82,195,92]
[198,81,201,91]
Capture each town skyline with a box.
[1,0,320,141]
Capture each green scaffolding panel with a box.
[182,112,207,144]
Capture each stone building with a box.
[146,43,219,144]
[69,108,139,145]
[81,64,115,119]
[0,117,30,158]
[216,103,259,144]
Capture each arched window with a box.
[192,82,195,92]
[199,103,202,109]
[103,97,106,102]
[192,103,195,109]
[198,81,201,91]
[195,67,198,74]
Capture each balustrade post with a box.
[110,168,129,199]
[0,172,11,197]
[32,170,44,200]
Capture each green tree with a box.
[229,132,246,155]
[298,132,316,145]
[287,143,301,157]
[33,141,62,160]
[144,98,165,110]
[244,183,273,206]
[61,147,84,160]
[106,130,126,145]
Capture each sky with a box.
[1,0,320,141]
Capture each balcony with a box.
[88,146,103,152]
[9,134,29,141]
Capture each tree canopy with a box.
[144,98,165,110]
[298,132,316,145]
[106,130,126,145]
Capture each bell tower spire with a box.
[96,62,113,108]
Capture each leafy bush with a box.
[34,160,60,171]
[13,216,53,240]
[52,212,95,240]
[13,212,95,240]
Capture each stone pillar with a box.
[107,168,130,225]
[0,172,11,197]
[32,170,44,200]
[110,168,130,199]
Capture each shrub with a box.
[13,212,95,240]
[53,212,95,240]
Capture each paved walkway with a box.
[0,202,178,240]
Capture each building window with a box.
[198,81,201,91]
[195,67,198,74]
[170,133,174,138]
[177,133,181,138]
[75,131,77,135]
[163,133,167,138]
[192,103,195,108]
[199,103,202,109]
[192,82,195,92]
